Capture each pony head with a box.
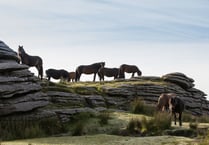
[18,45,25,54]
[169,96,179,111]
[100,62,105,67]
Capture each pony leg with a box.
[174,113,176,125]
[179,112,182,126]
[36,65,43,80]
[132,72,135,77]
[93,73,96,82]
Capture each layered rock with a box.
[0,40,208,123]
[0,41,48,117]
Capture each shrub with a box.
[125,112,171,136]
[72,121,85,136]
[189,122,198,130]
[98,111,111,126]
[70,112,93,136]
[126,118,142,134]
[197,115,209,123]
[0,117,66,141]
[141,112,171,135]
[130,98,155,116]
[199,131,209,145]
[182,112,196,122]
[39,117,65,135]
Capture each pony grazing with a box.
[169,96,185,126]
[157,93,177,112]
[46,69,69,81]
[118,64,142,79]
[18,45,43,79]
[98,67,119,81]
[69,72,76,82]
[75,62,105,82]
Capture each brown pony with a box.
[157,93,177,112]
[169,96,185,126]
[75,62,105,82]
[98,67,119,81]
[18,46,43,79]
[69,72,76,82]
[118,64,142,78]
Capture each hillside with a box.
[1,40,209,143]
[1,40,209,120]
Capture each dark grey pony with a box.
[169,96,185,126]
[118,64,142,78]
[18,45,43,79]
[98,67,119,81]
[46,69,69,81]
[75,62,105,82]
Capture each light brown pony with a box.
[69,72,76,82]
[118,64,142,78]
[157,93,177,111]
[18,46,43,79]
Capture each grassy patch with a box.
[130,98,155,116]
[0,117,65,141]
[1,134,196,145]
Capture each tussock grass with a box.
[130,98,156,116]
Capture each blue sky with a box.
[1,0,209,98]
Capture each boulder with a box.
[162,72,194,89]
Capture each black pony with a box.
[169,96,185,126]
[118,64,142,78]
[45,69,69,81]
[98,67,119,81]
[75,62,105,82]
[18,45,43,79]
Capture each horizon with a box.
[1,0,209,99]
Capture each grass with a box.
[1,111,208,144]
[1,134,196,145]
[43,78,168,96]
[130,98,156,116]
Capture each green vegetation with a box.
[0,117,65,141]
[130,98,156,116]
[199,131,209,145]
[1,134,196,145]
[1,79,209,144]
[98,111,111,126]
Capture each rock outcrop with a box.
[0,41,48,116]
[0,40,208,123]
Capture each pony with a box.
[98,67,119,81]
[45,69,69,81]
[156,93,177,112]
[69,72,76,82]
[18,45,43,79]
[75,62,105,82]
[118,64,142,78]
[169,96,185,126]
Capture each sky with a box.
[0,0,209,99]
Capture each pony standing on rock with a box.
[45,69,69,81]
[75,62,105,82]
[118,64,142,79]
[18,45,43,79]
[98,66,119,81]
